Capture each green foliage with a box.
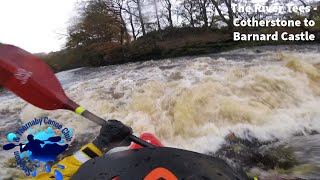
[39,0,320,72]
[66,0,127,50]
[307,18,320,31]
[39,48,105,72]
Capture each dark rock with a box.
[169,71,183,80]
[212,131,297,171]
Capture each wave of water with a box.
[1,45,320,179]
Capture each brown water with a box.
[0,45,320,179]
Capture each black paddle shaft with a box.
[80,110,155,148]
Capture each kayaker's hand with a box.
[93,120,132,152]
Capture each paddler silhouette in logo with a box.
[3,123,72,178]
[19,134,69,162]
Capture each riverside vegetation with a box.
[33,0,320,72]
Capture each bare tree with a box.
[196,0,210,27]
[179,0,198,27]
[266,0,308,7]
[162,0,174,28]
[266,0,319,19]
[210,0,233,30]
[131,0,146,35]
[110,0,131,44]
[152,0,162,30]
[124,0,139,40]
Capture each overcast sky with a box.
[0,0,272,54]
[0,0,77,53]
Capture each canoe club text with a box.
[13,117,73,142]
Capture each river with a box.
[0,45,320,179]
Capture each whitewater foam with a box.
[1,45,320,178]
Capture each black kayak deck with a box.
[72,147,249,180]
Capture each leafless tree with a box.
[196,0,210,27]
[162,0,174,28]
[131,0,146,35]
[110,0,131,44]
[210,0,234,30]
[179,0,198,27]
[152,0,162,30]
[124,0,139,40]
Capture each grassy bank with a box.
[40,27,320,72]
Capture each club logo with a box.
[14,68,32,84]
[3,117,73,179]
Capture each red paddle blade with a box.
[0,44,78,111]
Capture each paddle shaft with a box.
[80,110,155,148]
[0,45,154,149]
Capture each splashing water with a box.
[18,126,68,163]
[1,45,320,179]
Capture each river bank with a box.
[1,45,320,179]
[40,27,320,73]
